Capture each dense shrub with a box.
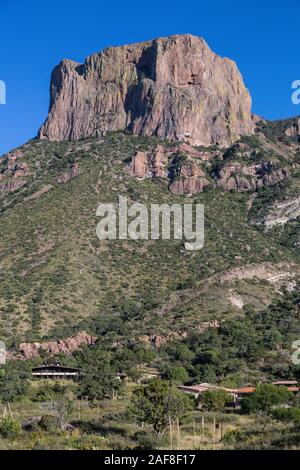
[222,429,244,445]
[0,418,22,439]
[39,415,60,432]
[134,430,165,449]
[200,389,231,412]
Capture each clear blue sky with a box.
[0,0,299,155]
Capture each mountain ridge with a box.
[0,35,300,354]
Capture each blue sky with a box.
[0,0,299,155]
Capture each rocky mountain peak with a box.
[39,34,254,147]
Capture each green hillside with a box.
[0,127,299,346]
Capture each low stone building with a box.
[32,364,80,380]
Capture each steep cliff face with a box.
[39,34,254,147]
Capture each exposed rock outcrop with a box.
[218,263,293,284]
[139,332,187,349]
[176,142,217,161]
[139,321,220,348]
[56,163,80,184]
[130,145,168,179]
[261,196,300,229]
[0,179,27,199]
[39,34,254,147]
[217,161,291,192]
[0,150,31,198]
[129,144,210,194]
[11,331,97,360]
[228,292,244,309]
[197,320,221,333]
[0,150,30,179]
[0,162,30,180]
[169,172,210,195]
[129,139,292,195]
[285,118,300,137]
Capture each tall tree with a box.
[129,379,193,436]
[78,349,122,401]
[241,384,292,431]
